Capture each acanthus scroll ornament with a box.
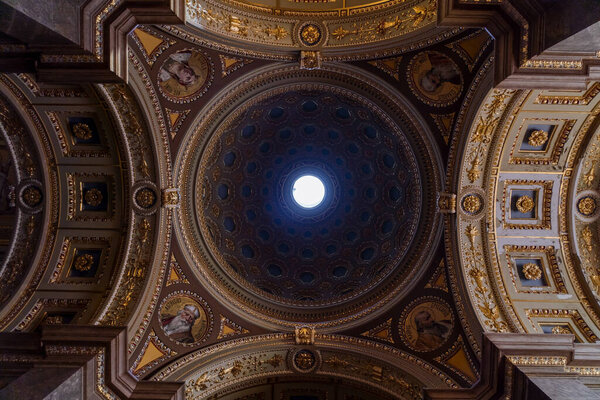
[330,1,436,42]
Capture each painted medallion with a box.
[407,51,463,107]
[159,293,210,345]
[159,50,211,102]
[400,297,454,352]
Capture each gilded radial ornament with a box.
[294,350,316,370]
[515,195,534,213]
[551,325,571,335]
[527,129,548,147]
[300,24,321,46]
[461,194,482,214]
[72,122,93,140]
[521,263,542,281]
[135,188,156,208]
[578,196,596,216]
[84,188,103,207]
[162,190,179,206]
[74,254,94,271]
[22,186,42,207]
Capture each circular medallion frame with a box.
[132,181,160,215]
[157,290,214,347]
[296,22,326,47]
[158,48,214,104]
[399,296,454,353]
[288,348,321,373]
[406,51,464,108]
[575,190,600,222]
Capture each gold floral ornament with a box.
[522,263,542,281]
[294,350,315,370]
[551,325,571,335]
[74,253,94,271]
[198,8,288,41]
[135,188,156,208]
[22,186,42,207]
[43,315,65,325]
[295,326,315,345]
[437,193,456,214]
[264,26,287,40]
[330,1,436,41]
[578,196,596,216]
[300,24,321,46]
[581,226,594,252]
[84,188,103,207]
[467,155,481,183]
[583,162,595,187]
[300,51,321,70]
[515,195,535,213]
[462,194,482,214]
[527,129,548,147]
[162,189,180,206]
[72,122,93,140]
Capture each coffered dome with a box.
[199,88,422,303]
[176,65,443,329]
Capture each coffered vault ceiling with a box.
[1,1,600,399]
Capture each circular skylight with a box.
[292,175,325,208]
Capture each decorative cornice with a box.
[438,0,544,85]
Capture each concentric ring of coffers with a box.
[175,65,443,329]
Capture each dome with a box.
[177,66,442,328]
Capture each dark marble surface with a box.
[44,368,82,400]
[0,366,80,400]
[1,0,86,44]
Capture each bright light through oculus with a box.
[292,175,325,208]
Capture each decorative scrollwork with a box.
[330,1,436,42]
[463,225,508,332]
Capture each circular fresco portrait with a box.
[400,298,453,352]
[407,51,463,107]
[159,293,210,345]
[158,50,210,102]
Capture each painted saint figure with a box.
[160,53,198,87]
[159,50,209,100]
[420,53,461,93]
[161,304,200,344]
[408,51,463,106]
[413,310,452,351]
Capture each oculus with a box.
[291,175,326,209]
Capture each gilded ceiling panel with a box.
[452,83,600,342]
